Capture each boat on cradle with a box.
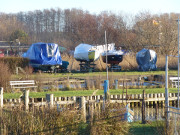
[74,43,118,72]
[74,43,116,62]
[136,48,157,71]
[101,49,124,65]
[22,42,68,73]
[74,43,101,62]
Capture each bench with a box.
[10,80,37,92]
[169,77,180,88]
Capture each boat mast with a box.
[105,31,109,91]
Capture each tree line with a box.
[0,8,180,55]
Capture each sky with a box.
[1,0,180,15]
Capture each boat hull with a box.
[101,54,123,65]
[74,50,100,62]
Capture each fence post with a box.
[114,79,118,90]
[0,88,3,108]
[142,90,146,124]
[80,96,86,122]
[24,90,29,110]
[46,94,54,107]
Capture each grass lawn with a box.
[128,121,162,135]
[7,69,179,99]
[3,87,178,99]
[11,70,178,79]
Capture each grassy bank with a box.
[129,121,160,135]
[11,70,178,80]
[3,88,177,99]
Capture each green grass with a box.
[29,90,94,98]
[3,87,178,99]
[12,70,178,78]
[3,92,23,99]
[129,121,160,135]
[107,88,177,95]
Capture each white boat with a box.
[101,49,124,65]
[74,43,101,62]
[74,43,116,62]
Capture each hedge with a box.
[0,57,29,73]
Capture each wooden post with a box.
[155,103,158,120]
[18,98,21,103]
[46,94,54,107]
[58,97,61,101]
[32,98,34,104]
[0,87,3,108]
[80,96,86,122]
[114,79,118,90]
[24,90,29,110]
[122,81,124,103]
[142,90,146,124]
[16,67,18,75]
[89,103,94,121]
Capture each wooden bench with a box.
[10,80,37,92]
[169,77,180,88]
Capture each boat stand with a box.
[109,65,121,72]
[79,61,96,72]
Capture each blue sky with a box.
[1,0,180,15]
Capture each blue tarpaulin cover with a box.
[136,48,157,71]
[22,42,62,66]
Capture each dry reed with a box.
[0,103,130,135]
[61,54,179,71]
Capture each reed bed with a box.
[61,54,179,72]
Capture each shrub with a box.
[0,57,29,73]
[0,62,11,92]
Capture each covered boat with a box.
[22,42,63,72]
[136,48,157,71]
[74,43,101,62]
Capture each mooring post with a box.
[0,87,3,108]
[104,80,109,101]
[114,79,118,90]
[24,90,29,110]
